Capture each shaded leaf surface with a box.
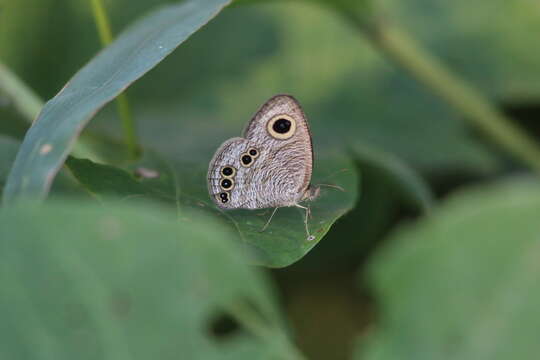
[0,201,295,359]
[2,0,231,204]
[353,144,433,213]
[358,180,540,360]
[302,144,434,269]
[65,156,160,200]
[68,150,359,268]
[0,135,20,199]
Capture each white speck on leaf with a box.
[134,167,159,179]
[40,144,53,155]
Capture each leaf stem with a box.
[90,0,140,159]
[358,17,540,173]
[0,60,102,160]
[0,61,42,122]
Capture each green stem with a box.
[90,0,139,159]
[0,61,42,122]
[358,17,540,173]
[0,60,102,160]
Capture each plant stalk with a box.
[0,60,102,160]
[90,0,139,159]
[357,17,540,173]
[0,61,42,122]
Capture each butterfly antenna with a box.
[316,168,351,184]
[260,207,279,233]
[316,183,345,192]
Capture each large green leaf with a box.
[357,180,540,360]
[2,0,231,204]
[0,200,301,359]
[66,150,359,268]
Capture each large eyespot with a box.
[267,114,296,140]
[220,178,234,190]
[221,166,236,178]
[247,147,259,158]
[240,153,253,167]
[216,192,229,204]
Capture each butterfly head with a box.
[302,185,320,202]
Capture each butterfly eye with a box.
[247,148,259,158]
[267,114,296,140]
[220,178,234,190]
[221,166,236,178]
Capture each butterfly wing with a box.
[208,95,313,209]
[208,137,250,209]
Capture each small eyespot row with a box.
[248,147,259,158]
[221,166,236,178]
[240,153,253,167]
[218,166,237,201]
[217,191,229,203]
[240,147,260,167]
[220,178,234,190]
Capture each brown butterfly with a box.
[207,95,321,240]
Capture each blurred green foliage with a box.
[1,0,540,358]
[359,180,540,360]
[0,201,294,360]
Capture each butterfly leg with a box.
[260,207,279,232]
[295,204,315,241]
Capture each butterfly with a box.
[207,95,321,240]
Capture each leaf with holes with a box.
[0,200,302,359]
[66,150,359,268]
[357,180,540,360]
[2,0,231,204]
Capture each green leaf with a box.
[2,0,231,204]
[66,150,359,268]
[65,156,160,200]
[357,180,540,360]
[0,200,301,359]
[353,144,433,213]
[302,145,432,268]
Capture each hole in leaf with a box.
[208,312,241,341]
